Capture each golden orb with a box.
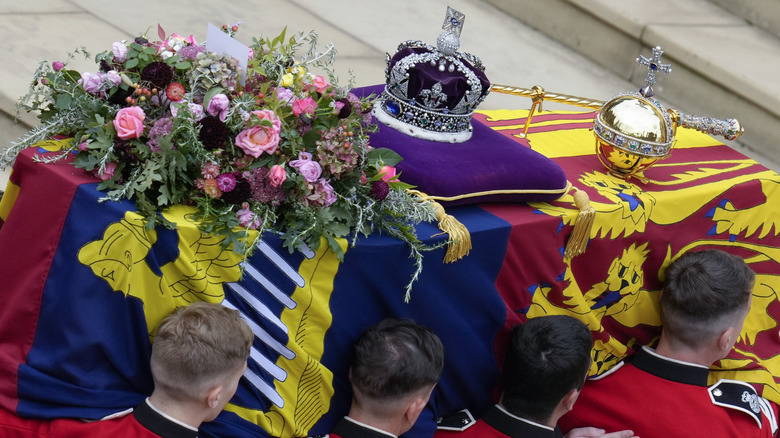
[594,92,675,182]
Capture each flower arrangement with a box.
[2,24,441,298]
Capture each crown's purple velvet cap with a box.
[386,47,491,113]
[358,85,568,206]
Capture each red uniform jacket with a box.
[559,346,779,438]
[0,399,198,438]
[435,405,563,438]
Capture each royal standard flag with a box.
[1,111,778,437]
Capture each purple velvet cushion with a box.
[358,85,569,206]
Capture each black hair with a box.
[350,318,445,400]
[661,249,754,346]
[501,315,592,423]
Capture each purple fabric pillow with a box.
[357,85,569,206]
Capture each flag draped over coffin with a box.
[0,110,778,438]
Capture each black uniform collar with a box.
[631,346,710,387]
[331,417,397,438]
[481,405,563,438]
[134,398,199,438]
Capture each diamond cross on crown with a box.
[442,6,465,37]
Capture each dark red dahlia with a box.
[141,61,174,88]
[197,116,229,150]
[369,180,390,200]
[336,98,352,119]
[220,174,252,205]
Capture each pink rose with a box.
[112,42,128,62]
[113,106,146,140]
[97,162,117,181]
[378,166,397,183]
[269,164,286,188]
[235,126,280,158]
[291,96,317,117]
[251,109,282,134]
[237,202,262,229]
[312,75,329,94]
[289,151,322,182]
[207,93,230,121]
[52,61,64,72]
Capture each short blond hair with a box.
[151,302,253,400]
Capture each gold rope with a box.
[408,189,471,263]
[415,185,571,203]
[490,84,605,110]
[564,186,595,259]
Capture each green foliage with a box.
[1,25,441,300]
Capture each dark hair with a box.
[502,315,592,423]
[350,318,445,400]
[661,249,754,346]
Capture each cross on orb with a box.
[636,46,672,97]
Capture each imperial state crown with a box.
[372,6,491,143]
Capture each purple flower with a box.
[308,178,336,207]
[243,168,285,206]
[79,72,105,95]
[275,87,294,105]
[217,173,237,192]
[52,61,64,72]
[105,70,122,88]
[170,100,205,121]
[206,93,229,122]
[147,117,173,152]
[178,44,205,61]
[237,202,262,229]
[289,151,322,182]
[112,42,128,62]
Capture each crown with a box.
[372,6,491,143]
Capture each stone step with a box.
[707,0,780,39]
[483,0,780,171]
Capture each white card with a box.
[205,23,250,86]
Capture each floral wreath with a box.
[2,23,445,300]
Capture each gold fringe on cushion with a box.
[564,186,595,259]
[408,189,472,263]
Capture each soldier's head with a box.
[501,315,593,425]
[661,249,754,357]
[349,318,445,434]
[151,302,253,422]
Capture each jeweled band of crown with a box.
[373,87,476,142]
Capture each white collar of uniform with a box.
[343,416,398,438]
[495,404,554,431]
[145,397,200,433]
[642,345,709,370]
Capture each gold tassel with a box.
[564,187,595,259]
[408,189,472,263]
